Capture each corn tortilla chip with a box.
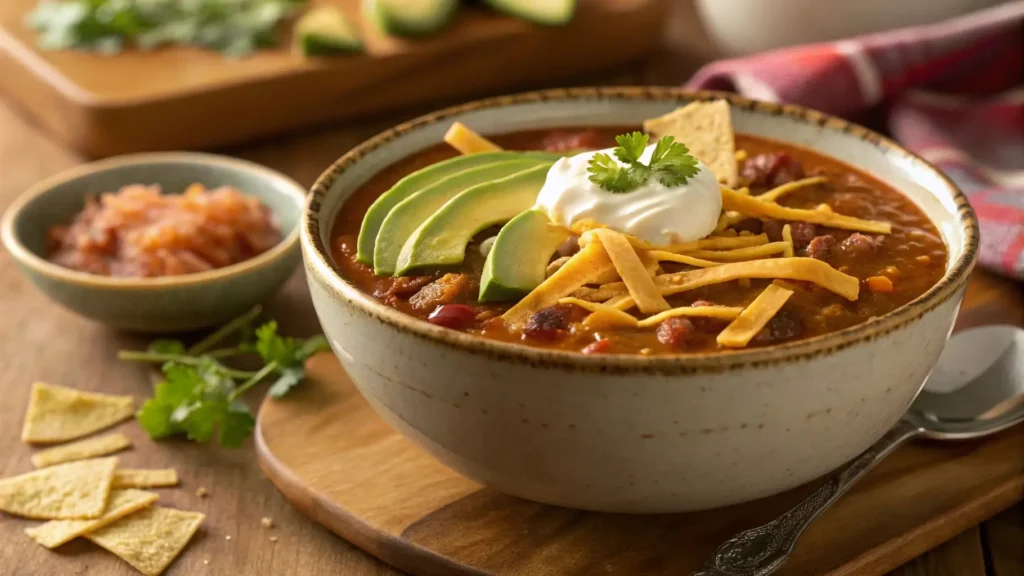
[87,506,205,576]
[643,100,737,186]
[31,432,132,468]
[113,469,179,489]
[22,382,135,444]
[0,457,117,519]
[25,489,158,549]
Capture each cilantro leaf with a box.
[268,367,305,399]
[219,402,256,448]
[148,339,186,355]
[587,133,701,193]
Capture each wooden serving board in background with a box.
[0,0,668,158]
[256,352,1024,576]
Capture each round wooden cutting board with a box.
[255,353,1024,576]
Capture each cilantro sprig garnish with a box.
[120,306,331,448]
[587,132,700,193]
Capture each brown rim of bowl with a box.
[1,152,305,290]
[303,87,979,374]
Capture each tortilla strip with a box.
[593,229,669,314]
[559,298,639,329]
[546,256,571,277]
[646,251,721,268]
[782,224,795,258]
[444,122,502,155]
[721,187,891,234]
[575,258,860,304]
[685,242,789,261]
[717,284,795,347]
[757,176,829,203]
[663,234,768,253]
[503,240,615,328]
[636,306,744,328]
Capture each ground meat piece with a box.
[542,129,605,153]
[788,222,818,248]
[524,305,574,341]
[427,304,477,330]
[556,235,580,258]
[733,218,763,235]
[752,309,803,344]
[837,233,881,258]
[804,235,837,260]
[762,219,784,242]
[742,153,805,188]
[409,273,472,311]
[656,317,696,348]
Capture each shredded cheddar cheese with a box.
[717,284,794,347]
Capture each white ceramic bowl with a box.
[302,88,978,513]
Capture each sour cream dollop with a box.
[534,144,721,245]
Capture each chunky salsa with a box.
[331,109,946,355]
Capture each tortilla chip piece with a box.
[643,100,737,186]
[22,382,135,444]
[25,489,158,549]
[31,432,132,468]
[113,469,179,489]
[87,506,205,576]
[0,457,117,519]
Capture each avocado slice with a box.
[296,7,363,56]
[374,158,551,276]
[484,0,576,25]
[479,209,569,302]
[356,151,556,264]
[364,0,459,37]
[396,164,550,275]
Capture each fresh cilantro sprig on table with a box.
[587,132,700,193]
[121,306,331,448]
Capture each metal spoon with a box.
[693,325,1024,576]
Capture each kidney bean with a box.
[427,304,477,330]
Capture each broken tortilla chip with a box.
[112,469,179,489]
[31,432,132,468]
[86,506,205,576]
[22,382,135,444]
[643,100,737,186]
[25,489,158,549]
[0,457,117,519]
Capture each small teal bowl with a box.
[1,152,305,333]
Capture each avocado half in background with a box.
[363,0,577,37]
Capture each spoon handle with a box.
[691,420,922,576]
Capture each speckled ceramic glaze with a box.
[302,88,979,513]
[1,153,305,333]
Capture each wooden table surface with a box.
[1,3,1022,575]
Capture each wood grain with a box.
[0,0,668,157]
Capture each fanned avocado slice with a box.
[296,7,363,56]
[355,151,556,264]
[364,0,459,37]
[395,164,550,275]
[484,0,576,25]
[479,209,570,302]
[374,158,551,276]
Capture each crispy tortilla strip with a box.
[636,306,744,328]
[717,284,795,347]
[503,240,615,328]
[577,258,860,304]
[22,382,135,444]
[559,298,639,329]
[714,210,746,233]
[86,506,205,576]
[646,251,721,268]
[593,229,669,314]
[721,187,892,234]
[0,457,117,519]
[663,234,768,253]
[782,224,795,258]
[26,489,158,549]
[686,242,789,261]
[757,176,829,203]
[592,250,660,284]
[643,100,737,186]
[31,432,131,468]
[546,256,571,277]
[112,470,179,489]
[443,122,502,154]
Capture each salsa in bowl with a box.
[303,88,977,512]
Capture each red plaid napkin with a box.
[686,2,1024,279]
